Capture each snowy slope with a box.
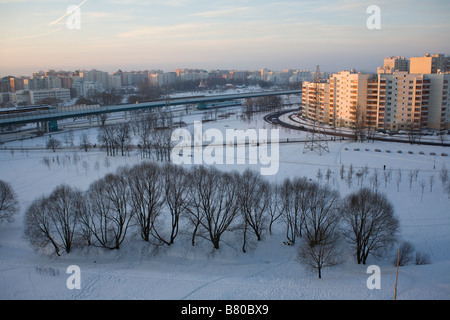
[0,110,449,300]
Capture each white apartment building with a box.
[410,53,449,74]
[28,76,62,90]
[301,69,450,131]
[302,81,330,124]
[73,80,103,98]
[149,72,177,87]
[328,70,373,128]
[14,88,71,105]
[424,73,450,130]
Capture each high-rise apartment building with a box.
[302,81,330,124]
[383,56,410,72]
[301,65,450,131]
[410,53,449,74]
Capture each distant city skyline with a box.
[1,0,449,77]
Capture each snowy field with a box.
[0,107,449,300]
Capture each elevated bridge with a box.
[0,90,301,130]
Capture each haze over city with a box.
[1,0,449,77]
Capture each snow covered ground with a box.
[0,106,449,300]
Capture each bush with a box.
[415,251,431,265]
[394,241,415,266]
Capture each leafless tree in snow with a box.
[0,180,19,224]
[341,188,399,264]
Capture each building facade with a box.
[301,69,450,131]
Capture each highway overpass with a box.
[0,90,301,129]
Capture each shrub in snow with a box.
[395,241,415,266]
[415,251,431,265]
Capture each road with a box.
[264,109,450,147]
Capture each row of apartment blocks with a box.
[1,67,316,95]
[302,54,450,131]
[0,67,314,105]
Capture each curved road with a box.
[264,109,450,147]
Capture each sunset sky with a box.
[0,0,449,77]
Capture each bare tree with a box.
[419,179,426,202]
[415,250,431,265]
[186,166,240,250]
[63,131,75,147]
[83,169,133,250]
[116,123,132,156]
[325,168,332,185]
[238,169,270,252]
[429,175,435,193]
[98,125,118,156]
[185,166,208,246]
[151,128,173,162]
[136,113,158,159]
[24,185,84,256]
[127,162,164,243]
[299,184,342,279]
[340,165,345,181]
[280,177,312,245]
[440,166,448,188]
[383,169,392,189]
[302,184,341,246]
[46,137,61,152]
[203,169,240,250]
[40,157,51,170]
[396,169,402,192]
[346,165,353,188]
[341,188,399,264]
[298,230,341,279]
[316,168,323,185]
[370,169,379,192]
[408,170,414,190]
[280,178,294,244]
[79,132,92,152]
[395,241,415,266]
[25,197,60,255]
[267,183,282,235]
[159,163,190,245]
[0,180,19,224]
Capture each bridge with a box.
[0,90,301,131]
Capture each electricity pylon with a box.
[303,65,329,155]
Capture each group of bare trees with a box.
[97,123,132,157]
[278,175,399,278]
[24,162,402,279]
[97,111,174,161]
[243,96,282,121]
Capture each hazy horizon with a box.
[1,0,449,78]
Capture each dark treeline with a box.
[25,162,403,278]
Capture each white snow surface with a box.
[0,106,449,300]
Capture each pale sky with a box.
[0,0,449,77]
